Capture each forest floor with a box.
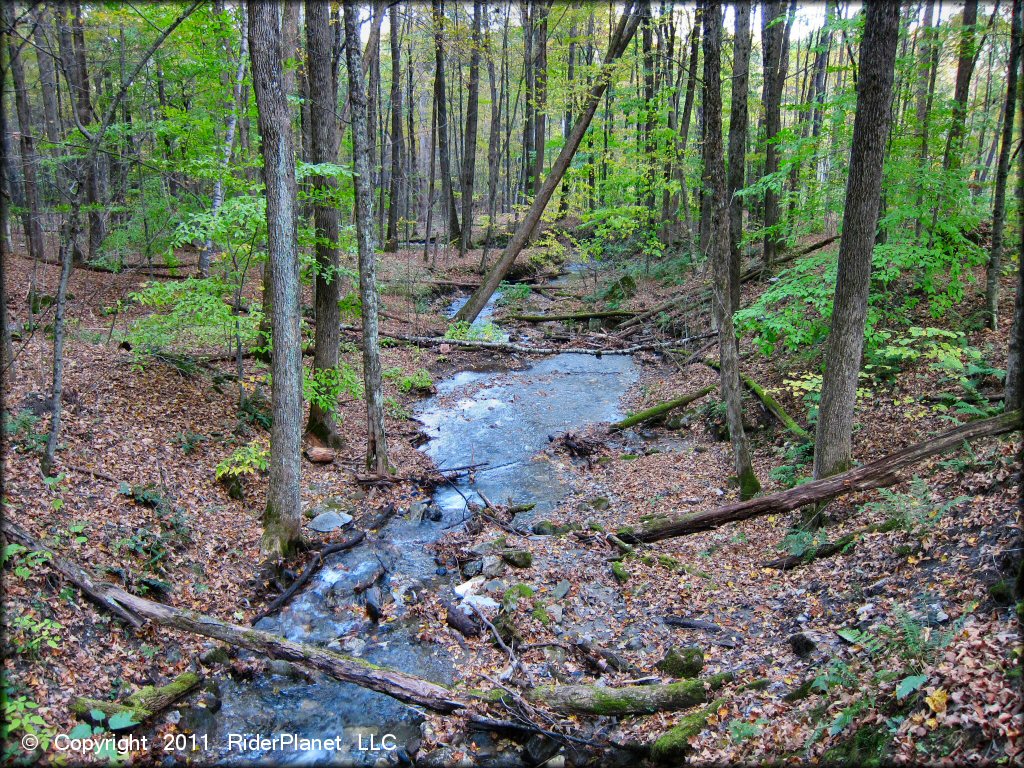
[2,226,1021,766]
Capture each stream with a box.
[189,280,638,765]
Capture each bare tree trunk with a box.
[32,6,62,145]
[914,0,938,240]
[812,1,900,492]
[202,7,248,277]
[482,5,508,268]
[1007,66,1024,411]
[726,2,750,313]
[41,216,77,476]
[4,5,46,265]
[458,1,482,256]
[432,0,460,243]
[0,32,15,378]
[249,0,304,560]
[985,0,1021,331]
[760,1,791,272]
[532,2,550,198]
[305,0,343,447]
[344,0,390,476]
[941,0,979,174]
[384,4,404,252]
[454,3,643,324]
[704,1,759,500]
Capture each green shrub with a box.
[215,440,270,481]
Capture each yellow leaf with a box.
[926,717,938,728]
[925,688,948,714]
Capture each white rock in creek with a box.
[308,510,354,532]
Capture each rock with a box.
[409,501,427,522]
[533,520,557,536]
[482,555,507,578]
[657,646,704,678]
[553,579,571,600]
[524,734,560,766]
[549,605,564,623]
[308,510,353,532]
[624,635,645,652]
[788,632,817,657]
[455,576,486,597]
[199,646,230,667]
[425,504,443,522]
[462,560,483,577]
[305,446,335,463]
[588,496,611,511]
[501,549,533,569]
[267,660,306,680]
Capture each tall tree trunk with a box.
[32,5,62,145]
[384,4,404,252]
[760,0,791,272]
[459,1,482,256]
[663,9,699,247]
[482,5,509,267]
[522,1,535,200]
[0,21,14,380]
[942,0,979,174]
[344,0,390,476]
[202,7,249,277]
[726,1,750,313]
[704,1,759,500]
[454,3,643,324]
[432,0,460,242]
[305,0,343,446]
[985,0,1021,331]
[1006,86,1024,410]
[556,19,576,219]
[4,5,46,265]
[914,0,938,240]
[532,2,550,198]
[249,0,304,560]
[812,2,900,491]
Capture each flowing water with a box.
[192,289,637,764]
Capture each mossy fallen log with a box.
[525,672,733,716]
[763,519,901,570]
[612,384,716,430]
[72,672,200,726]
[704,359,809,440]
[649,696,728,762]
[618,410,1021,543]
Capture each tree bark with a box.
[305,0,343,447]
[432,0,461,242]
[454,3,643,324]
[726,1,751,311]
[32,5,62,144]
[344,0,390,476]
[1007,78,1024,411]
[704,1,759,500]
[813,1,899,485]
[249,0,304,559]
[941,0,979,174]
[384,4,405,252]
[4,4,46,265]
[620,410,1022,543]
[760,1,789,271]
[985,0,1021,331]
[612,384,715,430]
[459,1,482,256]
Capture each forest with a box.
[1,0,1022,765]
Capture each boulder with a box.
[657,646,704,678]
[308,510,354,533]
[501,549,533,569]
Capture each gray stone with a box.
[482,555,507,578]
[552,580,571,600]
[462,560,483,577]
[308,510,353,532]
[409,501,427,523]
[588,496,611,511]
[199,646,230,667]
[548,605,563,623]
[501,548,533,568]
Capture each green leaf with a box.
[896,674,929,700]
[69,723,96,739]
[89,708,107,722]
[107,710,140,730]
[836,628,862,643]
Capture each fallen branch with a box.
[649,695,728,762]
[618,410,1022,543]
[763,519,900,570]
[611,384,715,430]
[250,531,365,624]
[72,672,199,725]
[508,310,637,323]
[344,326,715,357]
[704,359,810,440]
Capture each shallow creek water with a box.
[194,284,637,764]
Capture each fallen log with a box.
[72,672,200,726]
[0,521,144,628]
[617,410,1022,543]
[251,531,366,624]
[343,326,716,357]
[612,385,715,430]
[516,672,733,716]
[703,359,810,440]
[0,520,465,713]
[649,695,728,763]
[508,310,637,323]
[763,519,900,570]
